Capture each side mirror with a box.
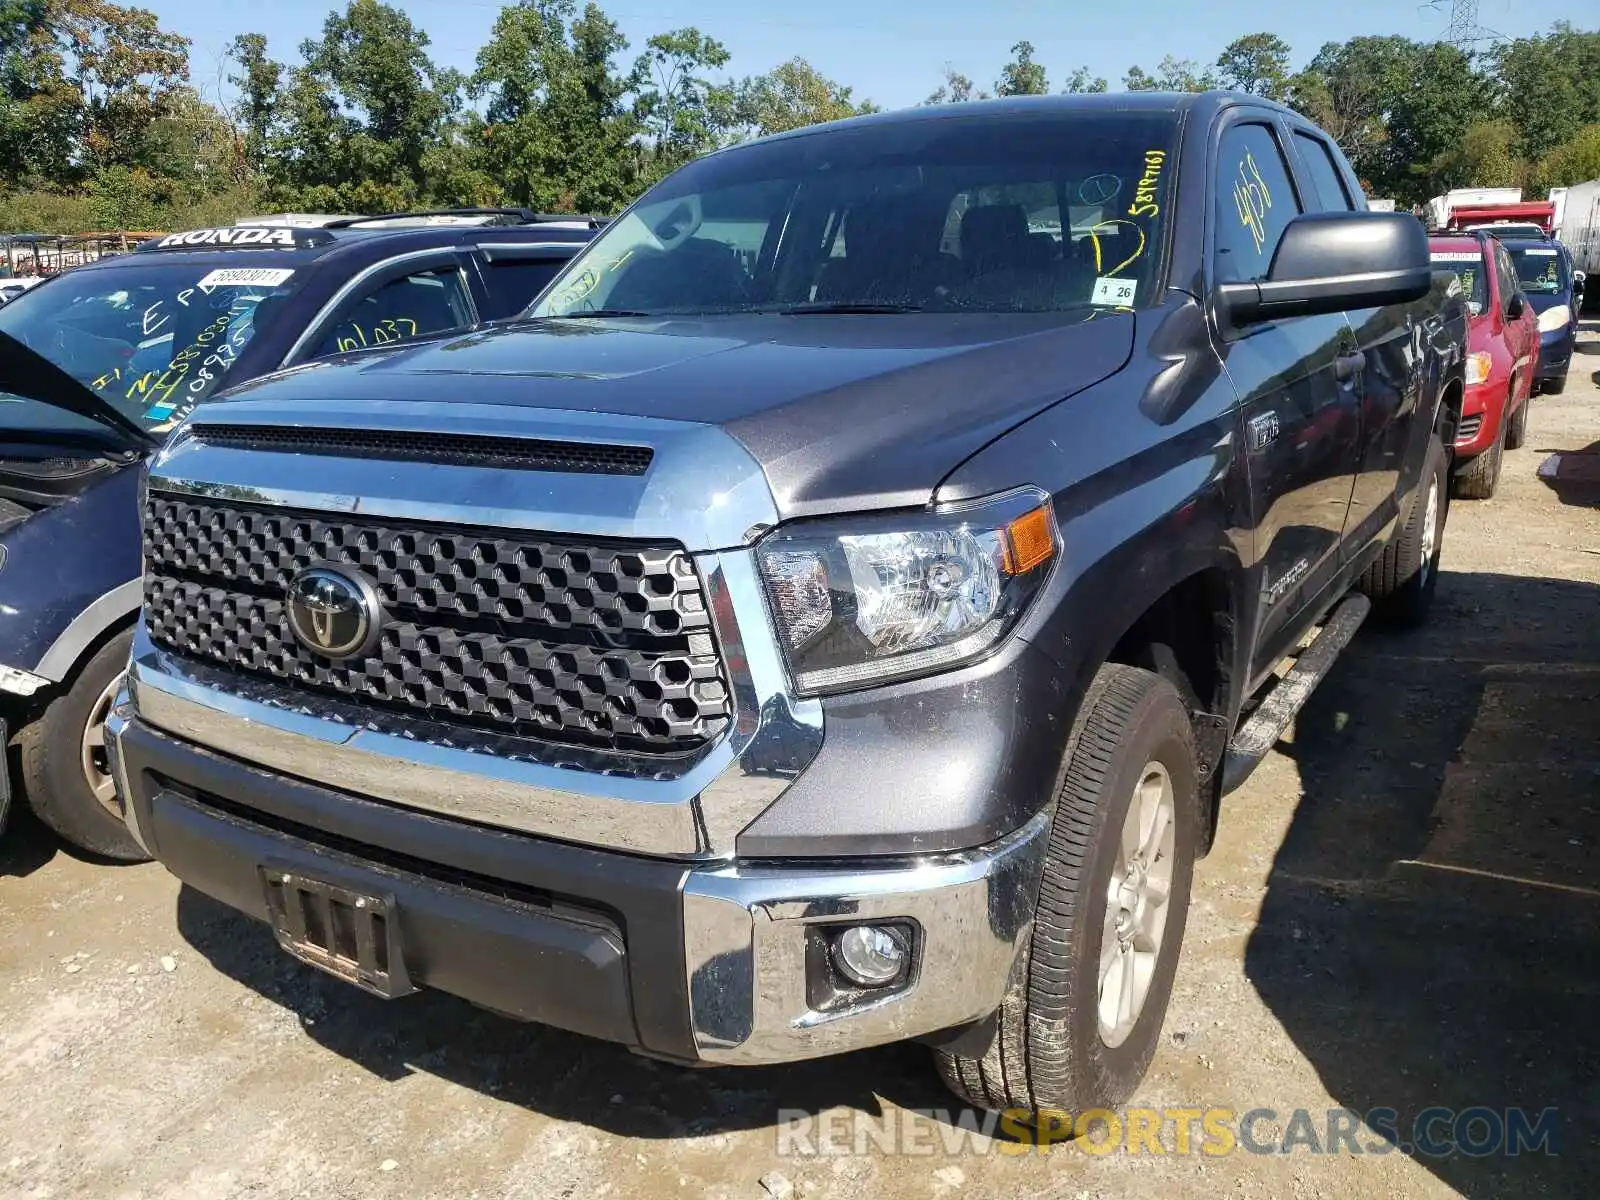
[1218,212,1432,326]
[1506,292,1525,320]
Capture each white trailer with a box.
[1560,179,1600,281]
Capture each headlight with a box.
[1465,352,1493,386]
[757,488,1058,696]
[1537,305,1571,333]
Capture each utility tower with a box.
[1445,0,1479,47]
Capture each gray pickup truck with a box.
[106,92,1465,1116]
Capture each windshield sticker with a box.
[1092,276,1138,307]
[1431,252,1482,262]
[1521,248,1557,256]
[1232,148,1273,256]
[196,267,296,289]
[1127,150,1166,218]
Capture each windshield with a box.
[0,259,305,436]
[531,111,1179,318]
[1430,249,1488,314]
[1508,245,1568,296]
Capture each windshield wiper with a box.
[774,302,923,315]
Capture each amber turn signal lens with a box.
[1002,506,1055,575]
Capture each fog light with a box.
[833,925,908,987]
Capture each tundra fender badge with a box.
[1247,411,1281,451]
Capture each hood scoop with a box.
[188,424,655,476]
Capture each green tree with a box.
[631,26,734,178]
[1423,118,1526,194]
[473,0,637,211]
[0,0,80,182]
[1216,32,1291,99]
[223,32,279,178]
[1123,55,1217,93]
[995,39,1046,96]
[1537,123,1600,190]
[1290,36,1493,205]
[1061,66,1107,94]
[54,0,190,170]
[736,56,874,136]
[266,0,463,210]
[924,65,986,104]
[1492,23,1600,160]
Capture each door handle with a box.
[1334,351,1365,382]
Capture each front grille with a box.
[142,492,731,755]
[1456,414,1483,444]
[188,425,654,476]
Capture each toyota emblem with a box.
[285,566,381,659]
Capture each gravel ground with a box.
[3,327,1598,1200]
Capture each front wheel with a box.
[1453,414,1504,500]
[19,630,149,861]
[1505,394,1530,450]
[1543,373,1568,396]
[935,664,1198,1116]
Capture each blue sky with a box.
[162,0,1594,112]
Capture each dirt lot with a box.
[3,328,1599,1200]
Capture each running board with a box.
[1220,594,1372,795]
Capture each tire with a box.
[935,664,1198,1116]
[1358,432,1449,628]
[1452,412,1503,500]
[1505,394,1529,451]
[1543,373,1567,396]
[18,629,148,861]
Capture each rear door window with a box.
[311,266,475,358]
[1292,132,1354,212]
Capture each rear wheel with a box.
[1505,394,1530,450]
[934,664,1198,1116]
[1453,412,1504,500]
[1360,433,1449,628]
[19,630,148,861]
[1543,373,1568,396]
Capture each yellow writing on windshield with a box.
[1089,219,1148,277]
[1127,150,1167,219]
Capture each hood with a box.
[211,311,1135,516]
[1523,290,1570,314]
[0,330,158,451]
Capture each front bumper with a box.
[113,716,1049,1066]
[1455,379,1505,456]
[1536,326,1574,382]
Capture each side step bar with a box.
[1220,594,1371,795]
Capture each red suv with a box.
[1429,232,1539,499]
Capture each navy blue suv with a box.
[0,210,597,857]
[1499,234,1581,394]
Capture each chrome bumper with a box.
[110,701,1050,1064]
[103,685,149,855]
[681,809,1050,1064]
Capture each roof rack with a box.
[322,208,609,230]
